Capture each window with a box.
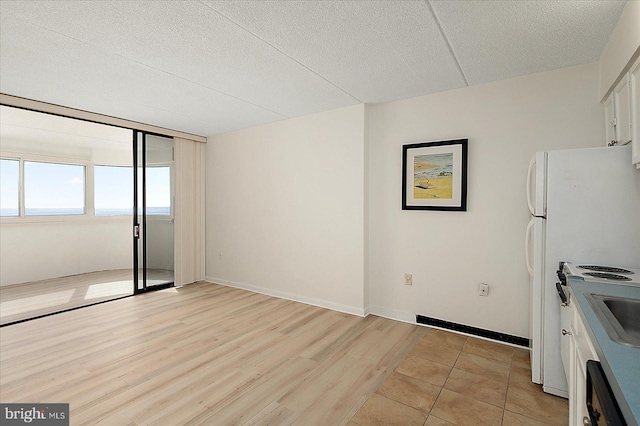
[95,165,133,216]
[24,161,85,216]
[3,161,169,218]
[145,166,171,216]
[0,159,19,217]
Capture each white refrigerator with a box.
[525,145,640,397]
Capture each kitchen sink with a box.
[585,294,640,348]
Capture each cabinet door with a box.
[631,56,640,165]
[604,93,616,146]
[568,304,577,426]
[614,75,631,145]
[570,303,599,426]
[560,303,571,383]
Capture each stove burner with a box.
[583,272,632,281]
[577,265,634,274]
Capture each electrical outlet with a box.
[405,274,412,286]
[219,252,223,260]
[478,283,489,296]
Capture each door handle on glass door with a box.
[527,156,536,215]
[525,218,535,276]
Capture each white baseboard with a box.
[205,276,367,317]
[368,304,416,325]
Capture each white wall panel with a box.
[0,220,131,286]
[206,104,366,314]
[367,63,604,337]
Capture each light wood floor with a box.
[0,282,427,425]
[0,269,173,325]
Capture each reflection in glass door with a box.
[133,131,174,293]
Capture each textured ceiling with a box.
[0,1,626,138]
[0,105,131,147]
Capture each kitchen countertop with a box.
[568,276,640,426]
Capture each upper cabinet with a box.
[604,88,616,147]
[597,0,639,165]
[604,74,631,148]
[614,75,631,146]
[602,56,640,168]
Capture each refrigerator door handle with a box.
[525,217,535,276]
[527,156,536,215]
[555,282,568,306]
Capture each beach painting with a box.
[413,153,453,199]
[402,139,468,211]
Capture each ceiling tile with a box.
[0,13,289,135]
[0,1,626,136]
[205,0,467,103]
[0,0,358,121]
[430,0,626,85]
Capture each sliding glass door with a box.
[0,106,176,325]
[0,106,136,325]
[133,131,175,293]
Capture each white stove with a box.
[562,262,640,286]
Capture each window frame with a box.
[23,159,88,217]
[0,157,21,218]
[0,152,131,224]
[1,152,173,223]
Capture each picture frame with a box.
[402,139,468,211]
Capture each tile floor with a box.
[348,328,569,426]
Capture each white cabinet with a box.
[630,56,640,166]
[567,301,599,426]
[604,55,640,167]
[604,92,616,146]
[614,76,631,146]
[560,301,571,384]
[605,75,631,147]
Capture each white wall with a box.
[368,63,603,337]
[205,63,604,338]
[206,104,367,315]
[0,219,131,286]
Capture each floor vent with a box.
[416,315,529,347]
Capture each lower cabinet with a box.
[630,56,640,166]
[567,300,599,426]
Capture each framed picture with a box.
[402,139,468,211]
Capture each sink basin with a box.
[585,294,640,348]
